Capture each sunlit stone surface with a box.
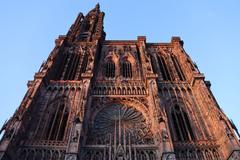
[0,4,239,160]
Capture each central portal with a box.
[80,104,157,160]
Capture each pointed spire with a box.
[66,3,105,42]
[86,3,100,17]
[96,3,100,10]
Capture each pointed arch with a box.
[104,59,115,78]
[150,54,158,74]
[121,59,132,78]
[44,97,70,141]
[170,104,195,142]
[157,55,171,81]
[171,55,186,81]
[104,52,119,78]
[121,52,136,78]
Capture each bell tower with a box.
[0,4,105,160]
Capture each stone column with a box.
[65,119,82,160]
[147,79,175,159]
[160,120,176,160]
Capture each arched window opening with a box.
[45,102,69,141]
[98,87,102,95]
[56,53,68,80]
[171,55,186,81]
[104,60,115,78]
[113,87,116,94]
[65,54,74,80]
[68,54,80,80]
[62,53,75,80]
[171,104,194,142]
[65,54,81,80]
[103,87,106,94]
[157,56,171,81]
[56,52,81,80]
[150,55,158,74]
[176,110,189,141]
[172,112,181,141]
[183,111,195,140]
[121,60,132,78]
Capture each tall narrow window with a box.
[55,53,81,80]
[55,53,68,80]
[68,54,80,80]
[45,101,69,141]
[60,53,75,80]
[171,55,186,81]
[157,56,171,81]
[150,55,158,74]
[171,104,194,142]
[121,60,132,78]
[105,60,115,78]
[63,53,75,80]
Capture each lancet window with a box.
[171,55,186,81]
[171,104,194,141]
[55,52,81,80]
[44,100,69,141]
[121,60,132,78]
[157,55,171,81]
[150,55,158,74]
[104,60,115,78]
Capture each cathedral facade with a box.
[0,4,239,160]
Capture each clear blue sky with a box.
[0,1,239,134]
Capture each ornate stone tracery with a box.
[0,4,239,160]
[81,103,157,160]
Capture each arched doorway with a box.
[80,104,157,160]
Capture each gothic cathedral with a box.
[0,4,239,160]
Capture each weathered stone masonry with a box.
[0,4,239,160]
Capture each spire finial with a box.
[96,3,100,10]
